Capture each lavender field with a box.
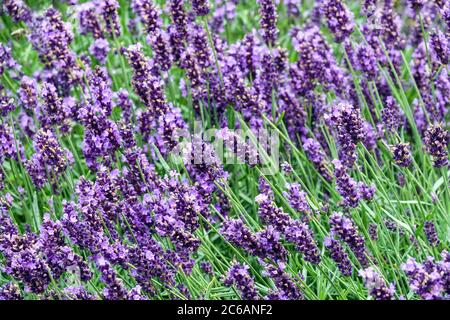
[0,0,449,301]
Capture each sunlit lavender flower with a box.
[147,30,173,72]
[89,38,110,64]
[333,160,361,208]
[132,0,162,34]
[429,30,450,65]
[321,0,354,42]
[390,143,412,167]
[0,123,17,162]
[359,267,395,300]
[284,220,321,264]
[424,124,449,168]
[303,138,332,181]
[18,76,38,112]
[2,0,31,23]
[408,0,426,10]
[284,183,311,215]
[258,0,278,46]
[170,0,188,40]
[324,235,353,276]
[381,96,402,132]
[329,212,369,267]
[192,0,210,16]
[402,256,446,300]
[0,44,21,78]
[0,282,22,300]
[224,262,258,300]
[329,102,364,168]
[77,2,104,38]
[424,221,440,246]
[99,0,122,37]
[255,193,291,232]
[356,44,378,80]
[0,90,15,116]
[264,263,302,300]
[27,129,71,189]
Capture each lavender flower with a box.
[26,129,70,189]
[77,2,104,39]
[329,102,364,168]
[333,160,361,208]
[284,183,311,215]
[391,143,412,167]
[429,30,450,65]
[329,212,369,267]
[99,0,122,38]
[224,262,258,300]
[381,96,402,132]
[258,0,278,46]
[284,220,321,264]
[2,0,31,23]
[0,282,22,300]
[324,235,353,276]
[321,0,354,43]
[424,221,440,246]
[89,38,110,64]
[132,0,162,34]
[424,124,449,168]
[192,0,210,16]
[359,267,395,300]
[402,256,446,300]
[18,76,38,112]
[264,263,302,300]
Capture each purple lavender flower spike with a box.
[424,220,440,246]
[324,235,353,276]
[429,30,450,65]
[263,262,302,300]
[192,0,210,16]
[99,0,122,38]
[0,283,22,300]
[333,160,361,208]
[391,143,412,167]
[359,267,395,300]
[284,183,311,215]
[258,0,278,46]
[18,76,38,112]
[424,124,449,168]
[77,2,104,39]
[402,256,446,300]
[321,0,354,43]
[89,38,110,64]
[224,262,258,300]
[329,212,369,267]
[132,0,162,34]
[284,220,321,264]
[2,0,31,23]
[329,102,364,168]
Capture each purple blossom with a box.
[99,0,122,38]
[391,143,413,167]
[424,221,440,247]
[321,0,354,43]
[263,263,302,300]
[18,76,38,112]
[89,38,110,64]
[132,0,162,34]
[258,0,278,46]
[424,124,449,168]
[359,267,395,300]
[329,212,369,267]
[192,0,210,16]
[224,262,258,300]
[0,282,22,300]
[2,0,31,23]
[324,235,353,276]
